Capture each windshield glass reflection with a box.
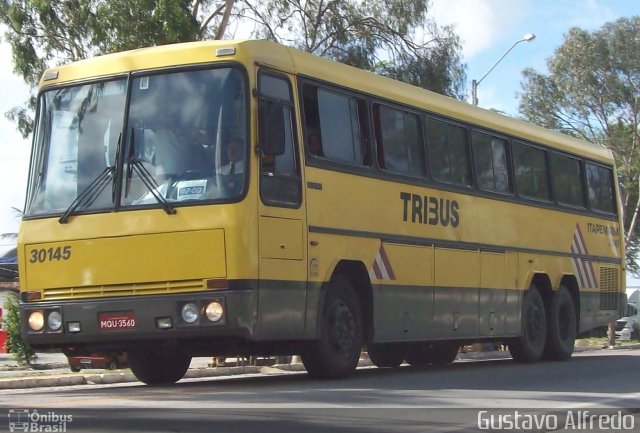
[123,67,248,207]
[25,66,248,218]
[26,80,126,216]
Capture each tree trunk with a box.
[215,0,235,40]
[608,321,616,347]
[624,177,640,248]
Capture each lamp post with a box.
[471,33,536,106]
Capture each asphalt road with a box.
[1,349,640,433]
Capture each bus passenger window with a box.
[472,131,511,194]
[513,141,550,201]
[373,104,424,177]
[586,163,615,213]
[550,153,585,208]
[425,118,470,185]
[302,83,369,165]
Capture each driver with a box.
[219,138,245,175]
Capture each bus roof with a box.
[41,39,613,164]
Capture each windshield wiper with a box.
[124,128,176,215]
[58,165,114,224]
[59,133,123,224]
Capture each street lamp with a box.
[471,33,536,106]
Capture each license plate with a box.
[98,311,136,330]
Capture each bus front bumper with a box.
[20,290,255,349]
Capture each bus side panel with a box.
[479,251,520,337]
[371,243,434,342]
[432,247,479,338]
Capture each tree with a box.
[3,295,36,365]
[235,0,466,98]
[518,16,640,274]
[0,0,236,137]
[2,0,466,137]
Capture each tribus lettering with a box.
[400,192,460,227]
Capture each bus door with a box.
[255,68,308,339]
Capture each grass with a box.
[575,336,640,347]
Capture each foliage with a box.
[1,0,466,137]
[3,294,36,365]
[0,0,227,137]
[518,17,640,274]
[235,0,466,98]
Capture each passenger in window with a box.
[308,132,323,157]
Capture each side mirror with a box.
[260,100,286,156]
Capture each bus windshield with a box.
[26,66,248,217]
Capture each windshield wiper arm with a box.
[58,166,114,224]
[124,128,176,215]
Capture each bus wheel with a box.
[543,286,577,361]
[368,344,404,368]
[404,343,433,367]
[405,342,458,366]
[302,276,363,379]
[128,347,192,385]
[431,343,459,364]
[509,288,547,363]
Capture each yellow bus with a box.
[19,40,625,384]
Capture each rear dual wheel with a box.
[543,286,577,361]
[510,286,577,363]
[510,288,547,363]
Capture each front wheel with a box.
[509,288,547,363]
[128,346,191,385]
[302,276,363,379]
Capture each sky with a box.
[0,0,639,267]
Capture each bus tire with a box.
[405,342,458,366]
[543,286,576,361]
[509,288,547,363]
[431,342,460,364]
[368,344,404,368]
[128,347,191,385]
[404,343,429,367]
[302,276,363,379]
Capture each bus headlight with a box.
[47,311,62,331]
[205,301,223,322]
[28,311,45,331]
[181,303,199,323]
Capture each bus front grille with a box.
[42,279,206,300]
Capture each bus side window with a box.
[586,162,615,214]
[373,104,425,177]
[472,131,511,194]
[301,82,370,166]
[513,141,551,202]
[258,72,301,208]
[550,153,585,208]
[425,117,470,186]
